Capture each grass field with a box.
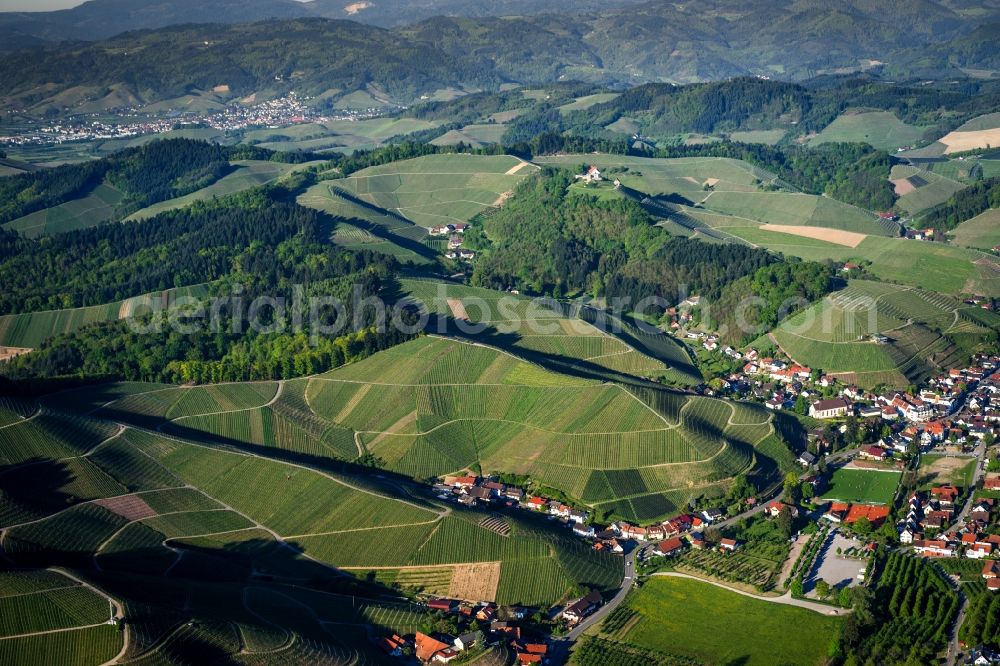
[4,182,123,237]
[557,93,620,114]
[821,467,901,504]
[430,124,507,147]
[597,576,842,666]
[534,154,776,195]
[249,118,440,153]
[728,129,787,145]
[700,190,885,235]
[809,111,929,151]
[949,208,1000,251]
[917,455,977,490]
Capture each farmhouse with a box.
[575,165,603,183]
[719,538,740,552]
[858,445,890,462]
[415,633,453,662]
[653,537,685,557]
[810,398,851,419]
[562,590,603,624]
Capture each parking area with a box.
[804,530,865,597]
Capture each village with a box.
[0,93,385,146]
[371,344,1000,664]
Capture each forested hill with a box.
[0,139,305,226]
[468,167,838,345]
[498,78,1000,142]
[3,1,1000,110]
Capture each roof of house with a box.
[812,398,849,411]
[656,537,684,554]
[845,504,890,525]
[415,633,452,662]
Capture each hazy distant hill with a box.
[0,0,645,47]
[2,0,1000,112]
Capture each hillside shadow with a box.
[0,458,78,525]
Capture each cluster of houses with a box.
[433,475,743,558]
[901,483,1000,567]
[729,353,999,449]
[430,223,476,261]
[384,600,552,664]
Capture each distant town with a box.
[0,93,389,147]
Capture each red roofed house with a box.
[932,485,960,507]
[766,501,799,519]
[719,538,739,552]
[824,502,851,523]
[415,633,452,662]
[858,445,890,461]
[654,537,685,557]
[526,497,546,510]
[984,560,1000,579]
[984,476,1000,492]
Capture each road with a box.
[548,547,639,665]
[547,446,861,664]
[943,438,987,533]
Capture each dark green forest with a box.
[922,176,1000,231]
[0,139,307,225]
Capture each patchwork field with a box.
[84,333,791,525]
[809,111,929,151]
[890,164,966,214]
[588,576,842,666]
[766,280,993,387]
[715,228,998,296]
[820,467,901,504]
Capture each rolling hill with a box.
[764,280,1000,388]
[2,1,1000,112]
[98,336,795,525]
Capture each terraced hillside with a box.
[126,160,322,221]
[766,281,998,388]
[0,283,211,348]
[0,375,626,661]
[400,278,701,385]
[330,154,533,229]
